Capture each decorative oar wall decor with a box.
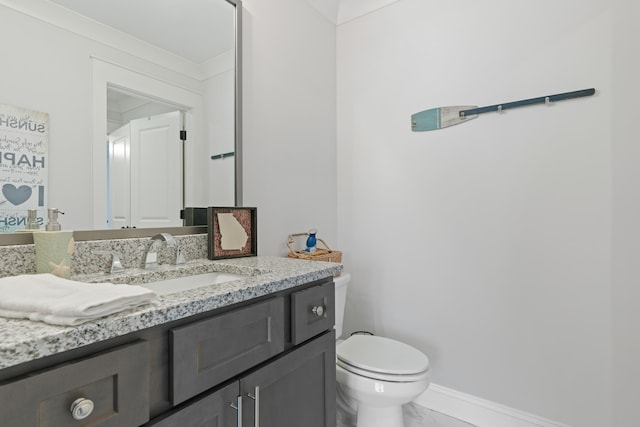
[411,88,595,132]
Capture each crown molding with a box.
[305,0,402,25]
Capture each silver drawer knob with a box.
[70,398,94,420]
[312,305,325,316]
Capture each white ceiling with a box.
[305,0,401,25]
[45,0,399,64]
[48,0,235,63]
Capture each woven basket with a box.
[287,232,342,264]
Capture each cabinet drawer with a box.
[170,297,285,405]
[0,340,149,427]
[291,281,335,345]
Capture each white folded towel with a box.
[0,273,156,326]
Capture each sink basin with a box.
[142,272,245,295]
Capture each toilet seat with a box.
[337,335,430,382]
[337,359,430,382]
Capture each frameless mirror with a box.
[0,0,242,236]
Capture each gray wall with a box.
[612,0,640,426]
[337,0,615,425]
[242,0,338,255]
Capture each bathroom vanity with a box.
[0,256,341,427]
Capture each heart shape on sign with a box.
[2,184,32,206]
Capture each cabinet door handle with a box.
[70,398,94,420]
[247,386,260,427]
[230,395,242,427]
[312,305,325,316]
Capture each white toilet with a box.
[334,273,431,427]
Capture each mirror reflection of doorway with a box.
[106,87,185,229]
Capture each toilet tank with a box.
[334,273,350,339]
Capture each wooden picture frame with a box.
[207,207,257,260]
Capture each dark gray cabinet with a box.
[156,281,336,427]
[152,330,335,427]
[0,277,336,427]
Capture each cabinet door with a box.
[240,331,336,427]
[145,382,238,427]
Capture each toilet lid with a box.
[337,335,430,376]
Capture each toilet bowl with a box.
[334,274,431,427]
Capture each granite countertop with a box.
[0,256,342,370]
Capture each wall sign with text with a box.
[0,104,48,232]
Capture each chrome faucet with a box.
[142,233,185,269]
[94,250,125,274]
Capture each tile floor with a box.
[337,402,476,427]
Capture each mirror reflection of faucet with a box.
[142,233,186,270]
[25,209,40,230]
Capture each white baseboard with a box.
[413,384,571,427]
